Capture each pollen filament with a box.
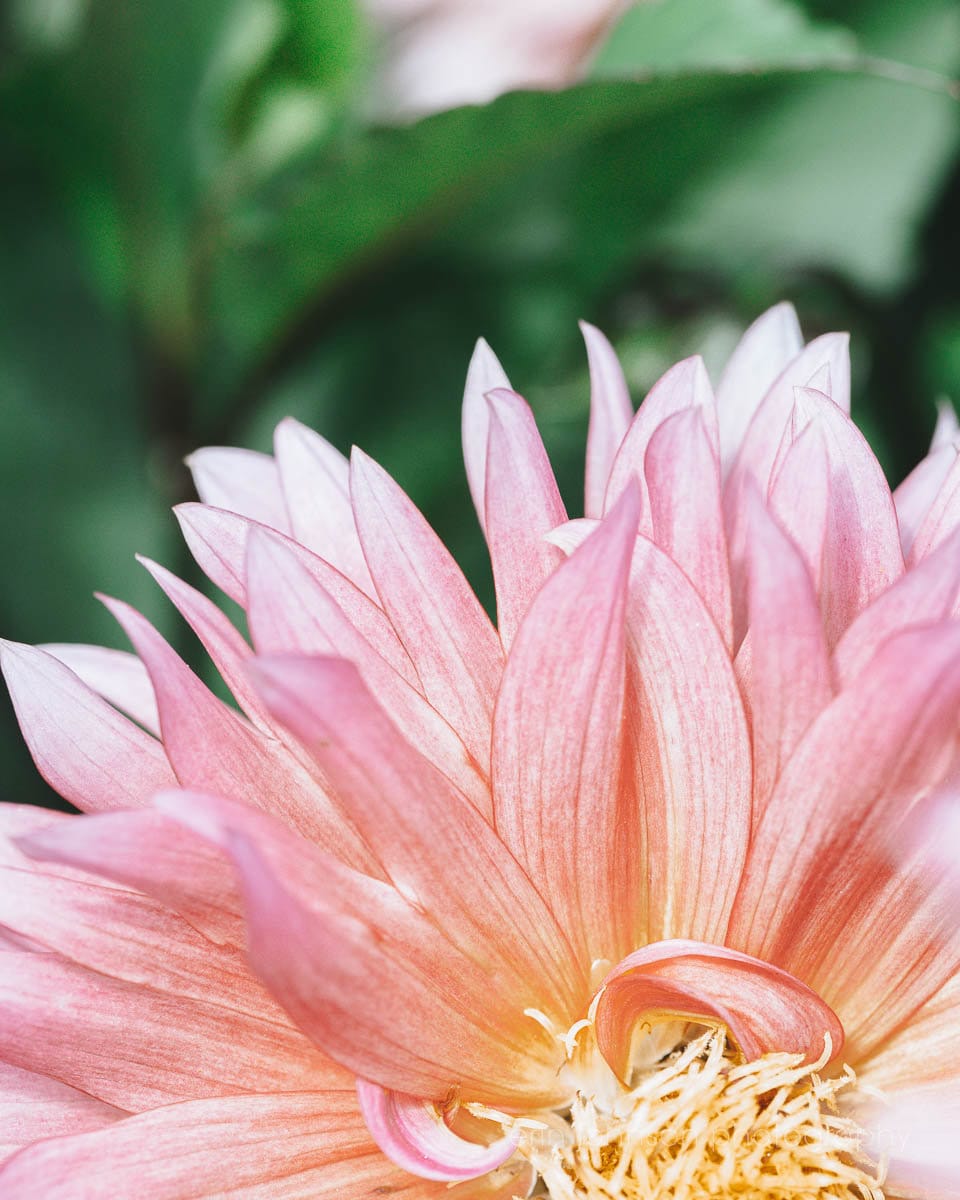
[505,1024,885,1199]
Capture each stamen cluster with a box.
[513,1029,885,1200]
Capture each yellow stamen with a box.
[502,1024,885,1199]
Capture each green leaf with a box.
[591,0,858,75]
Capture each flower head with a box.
[2,304,960,1197]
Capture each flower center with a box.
[488,1022,885,1199]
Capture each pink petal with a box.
[0,1063,122,1166]
[715,301,804,471]
[596,940,843,1079]
[273,417,377,595]
[894,443,958,558]
[835,524,960,684]
[765,415,831,597]
[0,950,332,1110]
[623,537,752,947]
[245,528,490,814]
[787,388,902,642]
[724,332,851,511]
[931,398,960,452]
[735,495,833,819]
[492,489,638,967]
[730,622,960,980]
[0,640,175,812]
[186,446,291,532]
[39,643,159,735]
[137,556,273,731]
[461,337,511,529]
[858,971,960,1093]
[604,355,714,516]
[483,388,567,648]
[0,1091,445,1200]
[101,596,373,870]
[644,404,733,648]
[910,451,960,564]
[0,812,286,1025]
[156,789,569,1106]
[249,656,585,1021]
[176,503,416,679]
[17,808,245,947]
[357,1080,517,1181]
[350,448,504,771]
[581,320,633,518]
[861,1083,960,1200]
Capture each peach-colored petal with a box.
[895,443,958,558]
[157,789,568,1105]
[731,622,960,972]
[596,941,843,1079]
[581,320,633,518]
[604,356,714,516]
[623,537,752,946]
[249,656,585,1020]
[735,495,833,819]
[17,807,243,946]
[911,451,960,564]
[0,1063,123,1166]
[835,524,960,684]
[101,595,373,869]
[715,301,803,471]
[0,815,285,1024]
[492,490,638,968]
[483,388,566,648]
[245,528,490,814]
[858,971,960,1093]
[273,417,377,595]
[357,1080,518,1181]
[187,446,291,532]
[350,448,504,772]
[176,502,417,679]
[644,404,733,648]
[0,1091,444,1200]
[461,337,511,529]
[0,950,331,1110]
[0,640,175,812]
[137,556,273,732]
[39,643,159,735]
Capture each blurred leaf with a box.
[591,0,858,75]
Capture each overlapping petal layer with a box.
[3,306,960,1197]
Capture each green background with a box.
[2,0,958,809]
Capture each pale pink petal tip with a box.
[356,1079,518,1182]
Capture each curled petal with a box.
[357,1081,518,1182]
[595,940,843,1081]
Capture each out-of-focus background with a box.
[2,0,958,809]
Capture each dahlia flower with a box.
[2,304,960,1198]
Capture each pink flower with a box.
[3,303,960,1197]
[363,0,629,117]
